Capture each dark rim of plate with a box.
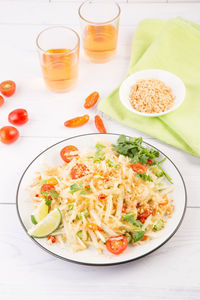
[16,133,187,266]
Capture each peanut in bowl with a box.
[119,69,186,117]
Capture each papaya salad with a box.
[28,135,174,255]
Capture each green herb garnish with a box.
[137,173,153,182]
[122,213,142,227]
[153,220,164,231]
[108,159,120,169]
[31,215,38,225]
[113,135,172,184]
[133,231,145,242]
[94,143,106,162]
[49,189,59,199]
[68,203,74,211]
[77,231,83,239]
[70,183,81,194]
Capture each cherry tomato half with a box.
[0,95,5,106]
[0,126,19,144]
[8,109,28,126]
[130,162,147,174]
[40,184,55,195]
[60,145,79,163]
[70,163,89,179]
[106,235,128,255]
[0,80,16,97]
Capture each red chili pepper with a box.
[48,235,56,244]
[147,159,153,164]
[122,204,127,214]
[35,194,39,197]
[98,194,107,200]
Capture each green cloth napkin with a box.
[98,17,200,157]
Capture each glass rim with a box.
[36,26,80,55]
[78,0,121,25]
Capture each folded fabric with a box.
[98,17,200,157]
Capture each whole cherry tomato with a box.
[0,126,19,144]
[106,235,128,255]
[60,145,79,163]
[0,80,16,97]
[8,109,28,126]
[0,95,5,106]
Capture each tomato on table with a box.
[94,115,107,133]
[64,115,89,128]
[70,163,89,179]
[0,80,16,97]
[84,91,99,109]
[106,235,128,255]
[8,109,28,125]
[60,145,79,163]
[0,95,5,106]
[0,126,19,144]
[130,162,147,174]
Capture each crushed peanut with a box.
[129,79,175,114]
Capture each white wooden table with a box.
[1,1,200,299]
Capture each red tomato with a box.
[0,126,19,144]
[8,109,28,126]
[40,184,54,195]
[0,80,16,97]
[70,163,89,179]
[106,235,128,255]
[130,162,147,174]
[48,235,56,244]
[0,95,4,106]
[137,207,153,224]
[60,145,79,163]
[142,235,148,241]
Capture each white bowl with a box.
[119,69,186,117]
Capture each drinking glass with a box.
[79,0,120,63]
[36,26,80,93]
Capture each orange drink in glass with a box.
[79,0,120,63]
[36,27,80,93]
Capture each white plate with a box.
[119,69,186,117]
[16,133,187,266]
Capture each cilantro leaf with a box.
[122,213,142,227]
[45,197,51,206]
[137,173,153,182]
[133,231,145,242]
[70,183,81,194]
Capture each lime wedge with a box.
[28,208,62,238]
[31,200,49,224]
